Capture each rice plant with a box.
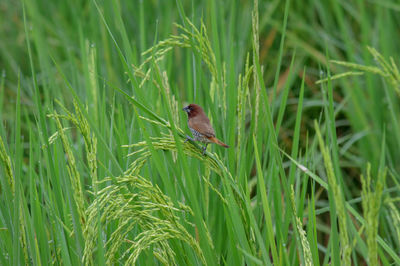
[0,0,399,265]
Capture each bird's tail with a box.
[209,137,229,148]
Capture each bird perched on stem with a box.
[183,103,229,154]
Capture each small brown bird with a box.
[183,103,229,154]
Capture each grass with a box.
[0,0,400,265]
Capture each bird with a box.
[182,103,229,154]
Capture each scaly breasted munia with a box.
[183,104,229,154]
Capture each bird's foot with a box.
[184,135,194,143]
[202,145,208,156]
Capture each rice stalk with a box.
[47,99,99,230]
[314,121,351,265]
[290,186,313,266]
[0,135,29,264]
[49,99,98,189]
[236,54,253,169]
[136,18,219,90]
[162,71,180,127]
[317,46,400,97]
[202,174,228,205]
[83,172,206,265]
[361,163,387,265]
[387,201,400,247]
[51,112,86,225]
[0,134,14,194]
[252,0,260,133]
[88,41,99,124]
[123,135,222,177]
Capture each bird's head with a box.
[182,103,202,118]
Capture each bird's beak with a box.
[182,106,189,113]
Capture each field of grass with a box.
[1,0,400,265]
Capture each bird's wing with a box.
[188,116,215,137]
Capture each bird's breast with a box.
[189,127,211,143]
